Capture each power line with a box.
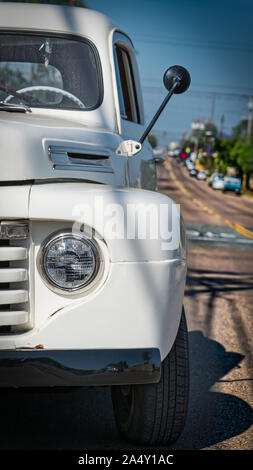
[135,32,253,48]
[142,77,253,93]
[142,86,250,101]
[192,82,253,92]
[133,34,253,53]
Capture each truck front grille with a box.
[0,221,31,333]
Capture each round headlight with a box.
[40,233,100,293]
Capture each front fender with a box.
[29,182,186,262]
[0,182,187,363]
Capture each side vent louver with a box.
[48,146,114,174]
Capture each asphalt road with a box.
[159,157,253,231]
[0,159,252,451]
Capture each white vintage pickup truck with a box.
[0,2,191,446]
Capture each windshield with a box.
[0,33,102,110]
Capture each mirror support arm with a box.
[116,65,191,157]
[139,79,180,145]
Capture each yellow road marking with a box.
[230,223,253,239]
[164,161,171,172]
[164,162,253,240]
[224,219,234,228]
[176,181,189,195]
[164,161,176,180]
[193,198,203,207]
[224,219,253,238]
[193,199,212,213]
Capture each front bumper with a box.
[0,348,161,388]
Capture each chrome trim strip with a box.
[0,289,28,305]
[53,164,114,173]
[0,348,161,387]
[0,311,28,326]
[0,247,27,261]
[0,268,27,283]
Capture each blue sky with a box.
[88,0,253,145]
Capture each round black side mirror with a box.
[138,65,191,146]
[163,65,191,94]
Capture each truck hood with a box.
[0,113,125,185]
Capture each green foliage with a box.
[197,156,204,165]
[148,134,158,149]
[205,121,218,137]
[214,137,237,173]
[213,135,253,189]
[181,118,253,190]
[231,138,253,175]
[182,139,194,150]
[205,155,216,174]
[232,119,248,138]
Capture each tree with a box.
[232,119,248,138]
[231,138,253,189]
[213,137,237,174]
[213,135,253,189]
[148,134,158,149]
[205,121,218,138]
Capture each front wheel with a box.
[111,307,189,446]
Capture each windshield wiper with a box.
[0,102,32,113]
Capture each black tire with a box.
[111,307,189,446]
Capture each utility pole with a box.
[219,114,225,138]
[247,97,253,141]
[191,120,205,157]
[210,93,216,123]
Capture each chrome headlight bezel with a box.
[38,231,102,295]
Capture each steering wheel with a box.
[4,85,85,108]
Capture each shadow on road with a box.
[0,332,252,450]
[186,268,253,297]
[185,267,253,364]
[172,330,253,449]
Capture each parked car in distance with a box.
[179,151,188,160]
[190,169,198,177]
[168,148,180,157]
[186,160,195,171]
[208,172,223,186]
[223,176,242,194]
[211,175,225,190]
[197,171,207,180]
[153,146,166,157]
[153,156,165,164]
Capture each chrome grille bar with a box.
[0,221,30,331]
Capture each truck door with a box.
[112,32,156,190]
